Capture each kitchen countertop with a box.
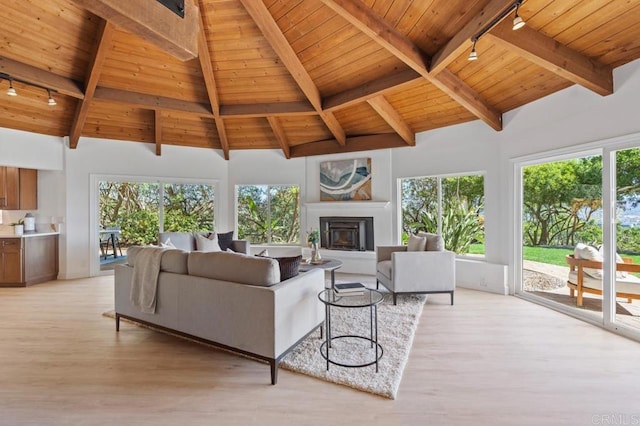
[0,231,60,238]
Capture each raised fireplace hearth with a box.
[319,216,374,251]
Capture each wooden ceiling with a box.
[1,0,639,159]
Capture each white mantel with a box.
[304,200,390,209]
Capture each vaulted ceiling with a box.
[1,0,639,159]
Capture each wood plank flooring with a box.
[1,274,639,425]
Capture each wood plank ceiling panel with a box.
[384,79,475,130]
[202,0,307,105]
[333,103,395,135]
[0,82,76,136]
[99,29,208,103]
[0,0,99,81]
[275,115,334,146]
[83,99,154,142]
[404,0,491,56]
[160,111,220,149]
[283,1,407,97]
[224,117,279,149]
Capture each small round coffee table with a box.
[299,258,343,288]
[318,287,384,372]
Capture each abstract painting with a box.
[320,158,372,201]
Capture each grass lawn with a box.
[468,243,640,267]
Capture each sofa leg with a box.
[115,313,120,331]
[319,324,323,339]
[270,360,278,385]
[376,280,379,290]
[393,293,397,305]
[450,291,454,306]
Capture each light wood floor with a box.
[1,274,640,425]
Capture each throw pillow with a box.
[574,243,603,279]
[418,232,445,251]
[215,231,234,252]
[407,234,427,251]
[598,246,629,279]
[256,248,269,257]
[275,255,302,281]
[160,238,176,249]
[195,232,221,252]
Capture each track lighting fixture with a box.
[513,2,525,30]
[468,0,526,61]
[1,72,57,106]
[47,89,57,106]
[7,79,17,96]
[468,39,478,61]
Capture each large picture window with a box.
[400,174,485,255]
[236,185,300,244]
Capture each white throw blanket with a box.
[130,246,167,314]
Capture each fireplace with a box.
[319,217,374,251]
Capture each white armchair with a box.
[376,233,455,305]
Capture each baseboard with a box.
[456,258,508,295]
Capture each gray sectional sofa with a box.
[114,247,324,384]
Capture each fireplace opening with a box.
[320,217,374,251]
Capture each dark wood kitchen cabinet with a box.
[0,167,37,210]
[0,235,58,287]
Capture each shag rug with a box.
[280,293,426,399]
[103,293,425,400]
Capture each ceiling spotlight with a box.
[7,79,17,96]
[47,89,57,106]
[513,4,525,30]
[468,39,478,61]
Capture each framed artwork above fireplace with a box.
[319,158,372,201]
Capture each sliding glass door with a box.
[95,177,215,273]
[517,141,640,338]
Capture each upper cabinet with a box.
[0,167,37,210]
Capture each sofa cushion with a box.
[418,232,445,251]
[160,249,189,274]
[407,234,427,251]
[195,232,221,252]
[127,246,188,274]
[188,251,280,286]
[275,255,302,281]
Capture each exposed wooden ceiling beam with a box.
[214,117,230,161]
[197,8,228,159]
[220,102,316,118]
[239,0,347,145]
[323,69,422,112]
[320,0,502,131]
[69,0,199,61]
[154,110,162,156]
[267,116,291,159]
[290,133,409,158]
[93,87,213,116]
[0,56,84,99]
[430,0,516,75]
[487,20,613,96]
[367,96,415,146]
[69,21,114,149]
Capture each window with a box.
[98,180,214,260]
[236,185,300,244]
[400,174,484,255]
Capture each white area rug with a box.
[280,293,426,399]
[103,293,425,400]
